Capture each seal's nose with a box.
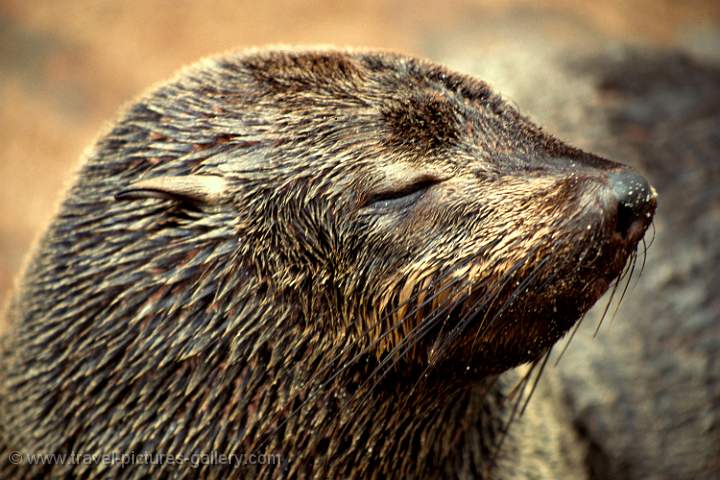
[608,169,657,242]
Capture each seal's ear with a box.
[115,175,228,205]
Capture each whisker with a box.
[435,243,558,371]
[411,243,555,399]
[519,347,552,416]
[638,239,647,278]
[554,311,586,366]
[453,244,546,351]
[553,242,597,365]
[490,358,539,465]
[610,250,637,322]
[367,294,469,393]
[645,222,656,249]
[474,253,553,344]
[593,273,621,337]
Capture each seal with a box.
[0,47,656,478]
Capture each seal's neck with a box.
[243,320,512,478]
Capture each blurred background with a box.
[1,0,719,313]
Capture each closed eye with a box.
[364,175,440,210]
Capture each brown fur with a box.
[0,47,654,478]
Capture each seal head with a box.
[108,50,656,376]
[0,48,656,477]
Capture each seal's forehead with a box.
[236,51,491,151]
[212,50,537,167]
[380,90,462,154]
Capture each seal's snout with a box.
[607,169,657,242]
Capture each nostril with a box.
[615,202,637,239]
[607,169,656,240]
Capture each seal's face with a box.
[117,49,656,377]
[238,50,655,372]
[234,51,657,375]
[355,152,655,374]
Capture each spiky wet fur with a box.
[0,47,650,478]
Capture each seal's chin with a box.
[432,215,652,377]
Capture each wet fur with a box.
[0,48,648,478]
